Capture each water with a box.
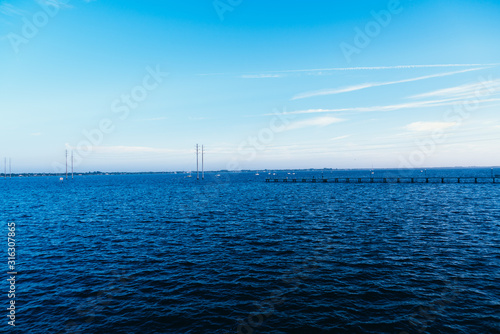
[1,168,499,333]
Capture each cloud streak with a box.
[270,63,499,73]
[409,79,500,100]
[141,117,168,121]
[240,74,283,79]
[0,2,26,16]
[330,135,351,141]
[91,146,185,154]
[200,63,499,78]
[285,116,345,131]
[292,67,487,100]
[277,97,500,115]
[404,121,457,132]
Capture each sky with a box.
[1,0,500,172]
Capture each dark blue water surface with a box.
[1,168,499,333]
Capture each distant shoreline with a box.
[1,166,499,178]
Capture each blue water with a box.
[1,168,499,333]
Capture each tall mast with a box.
[196,144,199,180]
[65,150,68,179]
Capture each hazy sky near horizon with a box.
[1,0,500,172]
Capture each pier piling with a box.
[265,176,497,184]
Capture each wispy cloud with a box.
[293,83,374,98]
[276,97,500,115]
[271,63,499,73]
[240,74,283,79]
[404,121,457,132]
[31,132,43,136]
[0,2,26,16]
[204,63,500,78]
[142,116,168,121]
[189,116,209,121]
[35,0,72,9]
[285,116,345,131]
[92,146,185,154]
[36,0,72,8]
[292,67,486,100]
[409,79,500,100]
[330,135,351,141]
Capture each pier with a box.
[265,176,498,184]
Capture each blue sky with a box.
[1,0,500,172]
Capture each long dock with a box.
[265,177,498,184]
